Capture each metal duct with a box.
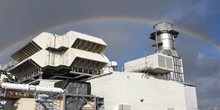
[150,22,179,57]
[0,83,64,93]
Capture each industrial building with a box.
[0,22,198,110]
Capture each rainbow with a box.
[0,17,219,60]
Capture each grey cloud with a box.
[173,13,220,108]
[0,0,219,108]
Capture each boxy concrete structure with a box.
[88,72,188,110]
[87,22,198,110]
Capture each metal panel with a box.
[118,104,131,110]
[124,53,174,73]
[158,55,165,68]
[166,57,173,69]
[72,38,107,54]
[11,41,42,63]
[185,85,198,110]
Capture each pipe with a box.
[1,83,64,93]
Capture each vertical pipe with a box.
[63,94,66,110]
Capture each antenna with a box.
[145,49,147,64]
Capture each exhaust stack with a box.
[150,22,179,57]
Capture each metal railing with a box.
[0,61,17,71]
[35,93,59,110]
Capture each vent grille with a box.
[11,41,42,63]
[72,38,107,53]
[118,104,131,110]
[166,57,173,69]
[167,108,175,110]
[71,57,106,70]
[158,55,165,68]
[10,59,41,78]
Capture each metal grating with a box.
[158,55,165,68]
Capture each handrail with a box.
[0,60,17,71]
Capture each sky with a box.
[0,0,220,108]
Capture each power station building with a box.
[88,22,198,110]
[0,22,198,110]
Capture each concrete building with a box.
[0,22,198,110]
[87,22,198,110]
[88,72,187,110]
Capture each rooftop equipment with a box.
[124,53,174,74]
[0,22,197,110]
[124,22,184,82]
[150,22,179,57]
[8,31,109,83]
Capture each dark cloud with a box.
[0,0,219,108]
[173,12,220,108]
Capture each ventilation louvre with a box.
[166,57,173,70]
[11,41,42,63]
[72,38,107,53]
[71,57,106,71]
[158,55,165,68]
[118,104,131,110]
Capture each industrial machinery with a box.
[124,53,174,74]
[8,31,109,84]
[124,22,184,82]
[0,22,197,110]
[88,22,197,110]
[0,31,108,110]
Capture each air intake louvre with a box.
[9,59,41,78]
[124,53,174,74]
[118,104,131,110]
[71,57,106,70]
[72,38,107,53]
[11,41,42,63]
[158,55,165,68]
[166,57,173,69]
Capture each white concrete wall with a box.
[88,72,187,110]
[185,85,198,110]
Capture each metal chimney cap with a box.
[150,22,179,40]
[153,22,173,31]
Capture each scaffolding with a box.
[35,93,59,110]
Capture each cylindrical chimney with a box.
[150,22,179,57]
